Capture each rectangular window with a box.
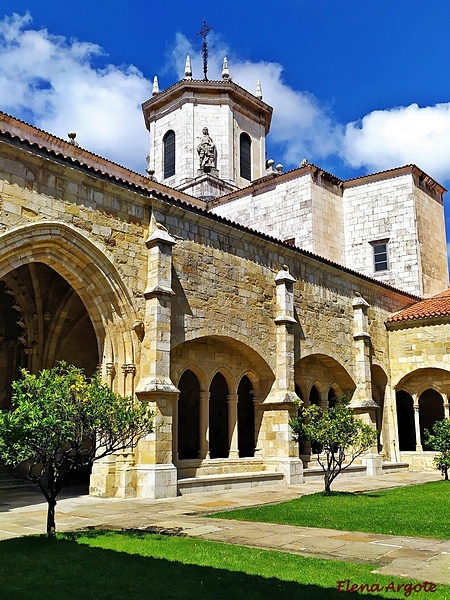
[372,242,389,272]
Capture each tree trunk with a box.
[46,496,57,538]
[324,472,331,494]
[445,468,449,481]
[46,463,57,537]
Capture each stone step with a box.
[0,465,33,490]
[177,470,284,495]
[302,461,410,481]
[380,461,410,473]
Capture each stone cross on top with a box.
[197,19,213,81]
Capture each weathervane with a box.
[197,19,213,81]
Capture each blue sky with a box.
[2,1,450,240]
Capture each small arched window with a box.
[163,130,175,179]
[240,133,251,181]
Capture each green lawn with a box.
[0,530,448,599]
[212,481,450,539]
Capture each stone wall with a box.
[388,321,450,388]
[0,133,427,496]
[343,172,448,297]
[414,185,448,297]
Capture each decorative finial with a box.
[184,55,192,79]
[152,76,160,96]
[301,158,309,167]
[276,164,283,173]
[197,19,213,81]
[67,131,79,147]
[265,159,276,174]
[145,156,156,181]
[222,57,230,80]
[256,80,263,99]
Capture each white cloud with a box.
[2,15,450,188]
[343,103,450,183]
[0,13,151,173]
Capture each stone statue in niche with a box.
[197,127,216,171]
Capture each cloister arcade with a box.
[170,336,274,474]
[395,368,450,454]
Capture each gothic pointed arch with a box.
[0,222,139,375]
[295,353,356,404]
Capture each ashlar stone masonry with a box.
[0,57,448,498]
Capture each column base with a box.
[267,458,303,484]
[363,453,383,476]
[134,463,178,499]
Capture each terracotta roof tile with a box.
[387,289,450,323]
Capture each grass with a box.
[0,530,449,599]
[212,480,450,539]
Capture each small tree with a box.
[0,362,154,537]
[290,397,377,493]
[425,419,450,480]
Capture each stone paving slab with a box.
[385,548,441,560]
[331,541,394,560]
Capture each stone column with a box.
[121,363,136,397]
[227,394,239,458]
[134,217,179,498]
[383,384,401,463]
[443,393,449,419]
[351,295,378,442]
[263,266,303,484]
[199,391,210,459]
[106,362,116,390]
[413,393,422,452]
[351,295,380,471]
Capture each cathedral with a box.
[0,46,448,498]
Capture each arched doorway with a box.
[396,390,415,451]
[419,389,444,450]
[0,262,100,488]
[209,372,229,459]
[0,263,98,409]
[177,370,200,460]
[237,375,255,457]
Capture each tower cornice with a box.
[142,79,273,135]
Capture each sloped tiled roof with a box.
[0,112,424,304]
[387,289,450,324]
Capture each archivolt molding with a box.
[395,367,450,397]
[0,222,139,364]
[295,353,356,392]
[177,364,208,393]
[170,335,275,399]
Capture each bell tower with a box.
[142,30,272,201]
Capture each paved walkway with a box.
[1,471,449,585]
